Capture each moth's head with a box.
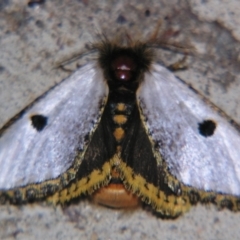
[95,39,154,92]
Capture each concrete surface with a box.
[0,0,240,239]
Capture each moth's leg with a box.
[167,55,188,71]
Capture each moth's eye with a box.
[111,55,137,81]
[30,114,48,131]
[198,119,217,137]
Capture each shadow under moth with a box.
[0,35,240,218]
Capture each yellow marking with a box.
[47,161,111,204]
[116,103,126,111]
[113,127,125,142]
[110,167,121,179]
[4,177,62,202]
[110,155,191,217]
[113,115,127,125]
[181,185,240,212]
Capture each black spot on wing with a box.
[30,114,48,131]
[198,119,216,137]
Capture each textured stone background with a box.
[0,0,240,239]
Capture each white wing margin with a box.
[0,63,108,189]
[137,64,240,196]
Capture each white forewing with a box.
[138,64,240,196]
[0,63,108,189]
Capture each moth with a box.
[0,36,240,218]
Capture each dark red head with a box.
[98,42,154,91]
[111,55,137,81]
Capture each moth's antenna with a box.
[54,48,98,70]
[146,20,196,55]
